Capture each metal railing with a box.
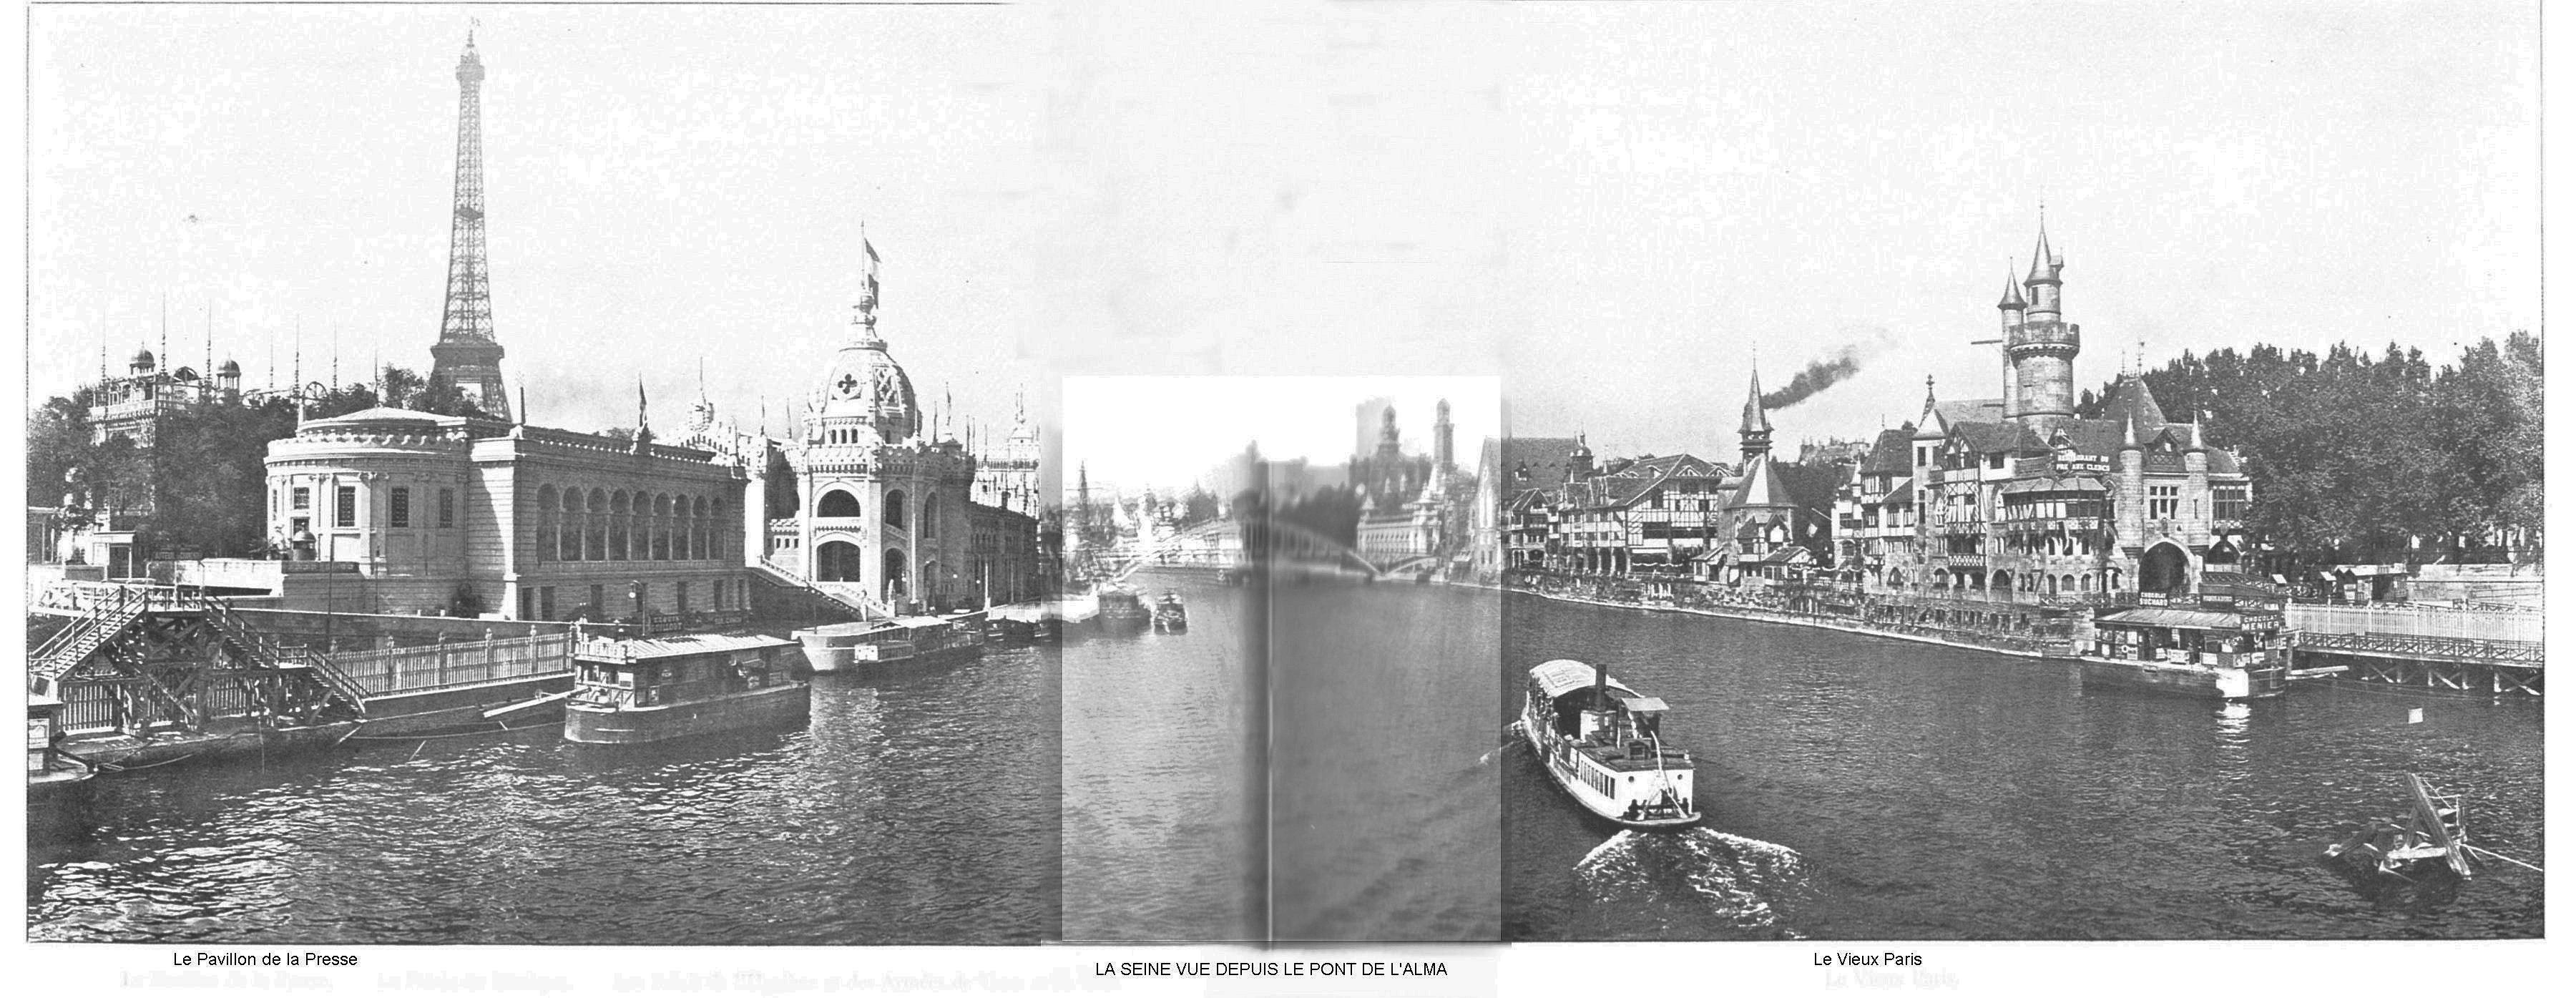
[2291,630,2544,667]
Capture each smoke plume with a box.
[1760,346,1863,411]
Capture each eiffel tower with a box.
[428,30,509,420]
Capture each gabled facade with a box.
[1865,222,2253,602]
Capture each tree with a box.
[2080,335,2540,567]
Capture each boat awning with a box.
[579,632,797,661]
[893,616,953,628]
[1614,694,1670,713]
[1529,659,1637,700]
[2097,607,2261,631]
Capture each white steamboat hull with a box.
[1520,700,1700,830]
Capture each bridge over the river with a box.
[1081,517,1466,584]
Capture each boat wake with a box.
[1574,827,1816,939]
[1479,722,1527,765]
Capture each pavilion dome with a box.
[814,333,919,445]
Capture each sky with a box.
[20,2,2540,482]
[26,4,1044,449]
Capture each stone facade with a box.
[1843,223,2254,602]
[760,240,1044,612]
[263,407,753,621]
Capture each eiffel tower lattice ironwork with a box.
[428,30,510,420]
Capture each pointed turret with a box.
[1997,262,2027,312]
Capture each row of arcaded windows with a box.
[533,484,728,563]
[813,488,937,540]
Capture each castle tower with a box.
[1739,369,1774,464]
[428,31,510,420]
[1432,398,1454,476]
[2005,221,2077,430]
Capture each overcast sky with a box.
[22,2,2538,484]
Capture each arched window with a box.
[817,489,863,518]
[654,494,673,560]
[921,492,939,542]
[709,497,726,562]
[611,491,632,560]
[884,489,909,529]
[691,496,710,561]
[537,484,557,562]
[588,489,609,561]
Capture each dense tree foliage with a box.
[2074,333,2541,565]
[24,366,470,559]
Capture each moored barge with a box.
[1096,587,1152,631]
[565,632,808,745]
[2079,603,2288,700]
[793,613,986,674]
[1521,659,1698,828]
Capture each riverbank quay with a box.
[1482,570,2539,697]
[24,580,810,773]
[1499,570,2079,660]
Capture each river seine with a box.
[25,578,2542,943]
[1502,590,2545,940]
[28,637,1058,944]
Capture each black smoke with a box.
[1760,347,1863,411]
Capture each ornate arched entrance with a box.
[2140,542,2192,597]
[815,539,862,582]
[883,547,909,600]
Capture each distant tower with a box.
[2006,219,2077,429]
[428,31,510,420]
[1432,398,1454,475]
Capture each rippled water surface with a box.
[1503,593,2545,939]
[1060,571,1263,941]
[29,638,1058,944]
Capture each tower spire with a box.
[429,29,510,419]
[1739,369,1773,464]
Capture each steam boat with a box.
[565,632,809,744]
[1151,592,1189,633]
[1521,659,1698,828]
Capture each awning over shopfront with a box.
[2097,607,2262,631]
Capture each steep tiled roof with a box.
[1732,454,1794,509]
[1493,436,1581,487]
[1884,479,1914,506]
[1568,452,1723,509]
[1861,427,1914,475]
[1934,398,2007,425]
[1950,420,2042,454]
[2102,373,2168,439]
[2058,419,2125,458]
